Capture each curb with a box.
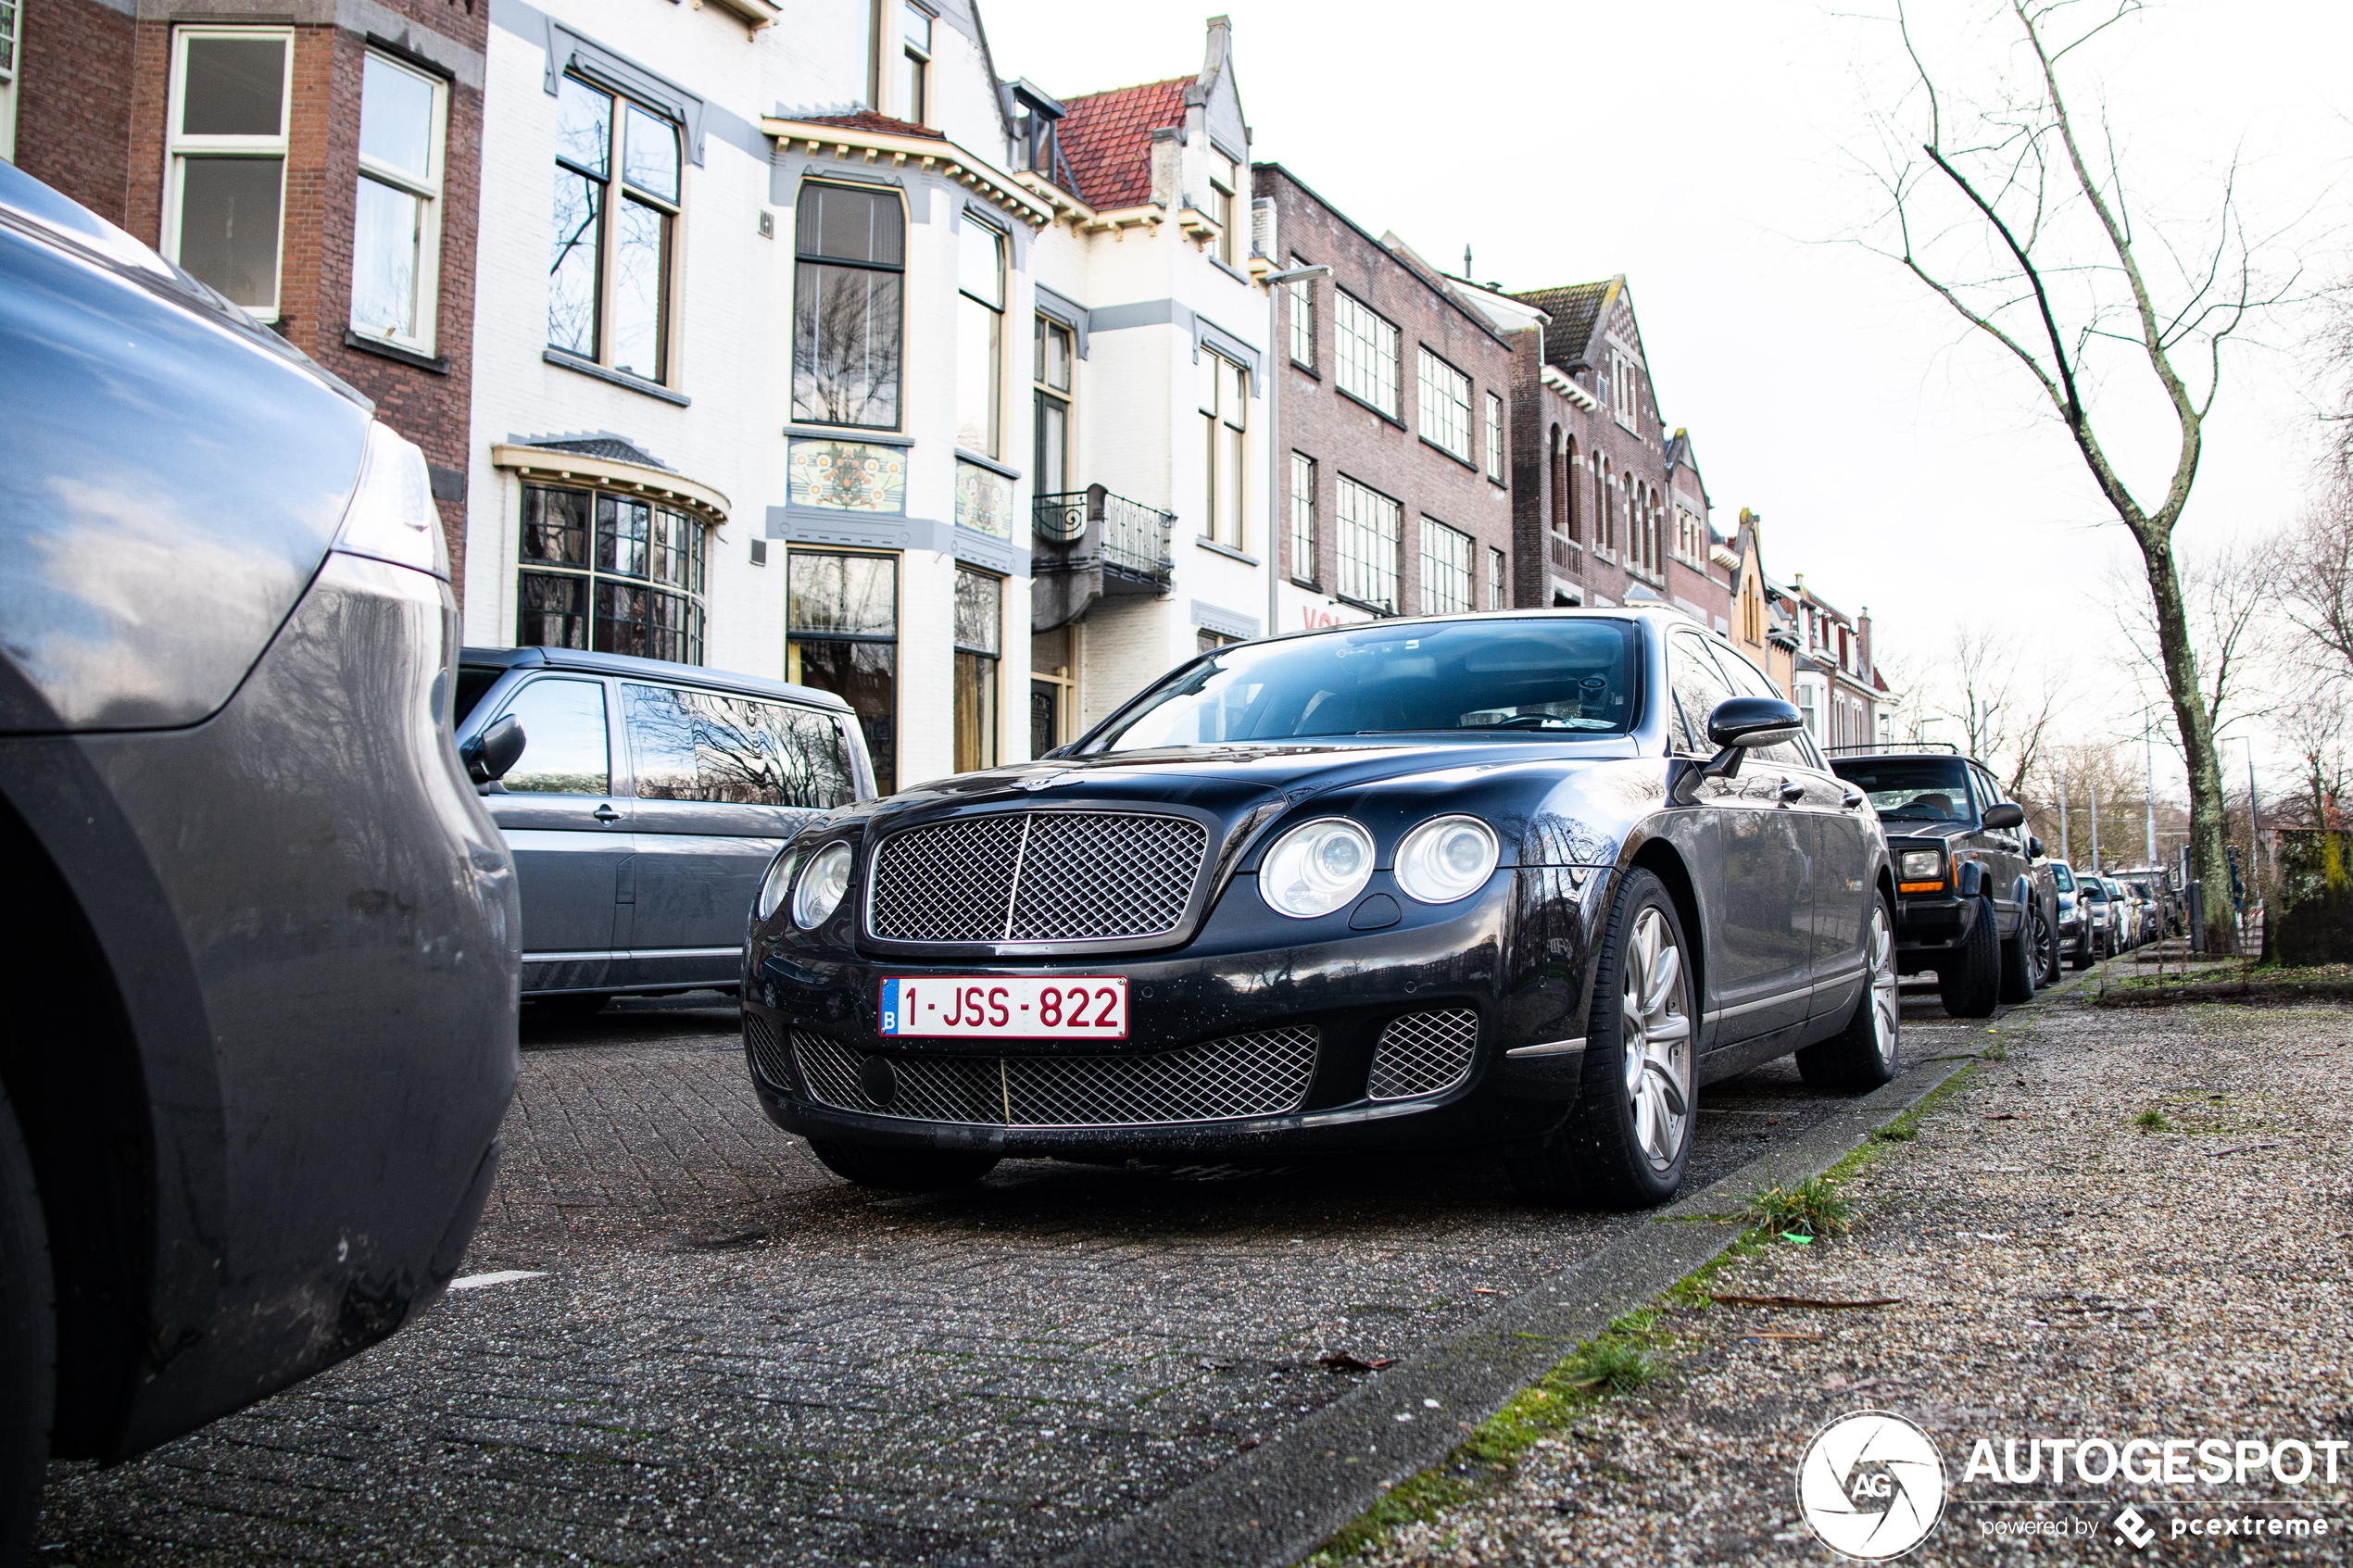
[1050,1050,1981,1568]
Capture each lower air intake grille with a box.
[743,1012,795,1089]
[1366,1009,1479,1101]
[790,1026,1318,1128]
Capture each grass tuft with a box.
[2134,1108,2171,1132]
[1745,1173,1854,1239]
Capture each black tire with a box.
[2034,903,2062,988]
[807,1140,1000,1192]
[1798,892,1901,1092]
[0,1084,56,1568]
[537,992,611,1018]
[1938,899,2001,1018]
[1505,868,1695,1210]
[2069,931,2092,972]
[1997,907,2037,1006]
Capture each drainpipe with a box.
[1261,261,1329,640]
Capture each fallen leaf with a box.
[1317,1352,1396,1373]
[1984,1113,2020,1122]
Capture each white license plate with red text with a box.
[880,976,1128,1038]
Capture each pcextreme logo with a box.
[1796,1410,1949,1561]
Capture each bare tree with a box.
[2106,535,2278,746]
[2273,685,2350,833]
[2275,481,2353,685]
[1928,623,2064,796]
[1858,0,2296,950]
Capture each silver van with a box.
[454,647,874,1009]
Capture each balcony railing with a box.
[1034,485,1176,586]
[1547,533,1582,574]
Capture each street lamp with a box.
[1261,261,1330,639]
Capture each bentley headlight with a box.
[791,842,854,928]
[1394,815,1500,904]
[756,847,802,922]
[1899,849,1944,882]
[1260,819,1375,919]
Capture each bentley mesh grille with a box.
[789,1026,1317,1128]
[743,1012,795,1090]
[1365,1009,1479,1101]
[867,811,1209,944]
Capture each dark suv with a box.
[1829,750,2051,1017]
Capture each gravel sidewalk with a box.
[1327,984,2353,1565]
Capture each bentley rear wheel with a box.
[1798,893,1901,1091]
[1506,869,1693,1210]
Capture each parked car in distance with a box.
[0,160,518,1557]
[1828,749,2040,1018]
[2050,861,2095,970]
[2115,869,2176,940]
[743,609,1896,1211]
[2076,872,2120,958]
[455,647,875,1013]
[2100,875,2144,950]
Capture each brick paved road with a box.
[36,991,1986,1566]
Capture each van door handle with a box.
[592,803,621,823]
[1841,789,1866,809]
[1777,778,1806,806]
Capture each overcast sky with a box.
[982,0,2353,788]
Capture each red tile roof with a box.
[1057,78,1186,209]
[797,110,947,142]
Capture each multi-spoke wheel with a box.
[1799,892,1902,1091]
[1505,868,1695,1209]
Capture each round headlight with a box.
[1394,815,1500,904]
[791,841,854,929]
[756,848,802,922]
[1259,818,1376,919]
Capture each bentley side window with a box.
[1667,633,1735,756]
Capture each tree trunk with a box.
[2137,533,2234,952]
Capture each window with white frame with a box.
[1290,451,1317,584]
[549,73,682,383]
[1484,392,1504,480]
[1208,152,1240,268]
[1419,517,1472,615]
[1200,349,1249,548]
[1416,347,1471,461]
[956,216,1005,458]
[1335,475,1400,612]
[898,3,931,126]
[1333,289,1398,418]
[166,28,293,317]
[1,0,20,161]
[350,51,447,354]
[1489,546,1507,610]
[1034,314,1073,492]
[1288,257,1315,368]
[792,182,904,428]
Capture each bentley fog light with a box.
[1260,819,1375,919]
[1394,815,1500,904]
[1898,849,1944,882]
[792,842,854,928]
[756,848,802,922]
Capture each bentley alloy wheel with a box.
[1620,903,1692,1173]
[1798,893,1903,1091]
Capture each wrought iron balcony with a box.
[1032,485,1176,631]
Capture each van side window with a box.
[623,684,858,809]
[497,678,610,795]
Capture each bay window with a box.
[517,482,707,665]
[956,216,1004,457]
[792,182,904,428]
[165,28,291,317]
[787,551,900,793]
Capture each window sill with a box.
[1289,359,1319,381]
[1335,384,1406,430]
[1488,474,1509,491]
[344,330,447,374]
[785,423,912,446]
[1417,433,1478,471]
[545,348,690,407]
[1207,254,1253,286]
[1290,575,1322,592]
[954,448,1023,480]
[1196,537,1259,566]
[1335,593,1395,618]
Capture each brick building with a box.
[8,0,487,578]
[1785,575,1882,754]
[1250,165,1516,633]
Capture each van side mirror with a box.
[1982,802,2026,831]
[2028,834,2045,859]
[461,713,526,785]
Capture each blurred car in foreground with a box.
[0,162,518,1558]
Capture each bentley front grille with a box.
[743,1011,796,1090]
[1365,1009,1480,1101]
[789,1026,1318,1128]
[867,811,1210,945]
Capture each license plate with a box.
[880,976,1127,1038]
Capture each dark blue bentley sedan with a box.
[741,608,1896,1210]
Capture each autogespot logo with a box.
[1797,1410,1949,1561]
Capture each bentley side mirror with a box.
[1982,802,2027,831]
[1672,697,1805,805]
[461,714,526,785]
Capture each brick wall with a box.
[1256,164,1516,619]
[12,0,135,225]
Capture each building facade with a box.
[1786,575,1881,754]
[9,0,488,574]
[1250,166,1516,634]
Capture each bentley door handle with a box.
[1777,778,1806,806]
[592,803,621,823]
